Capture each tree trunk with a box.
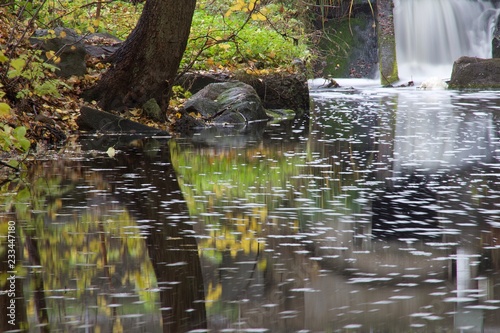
[84,0,196,115]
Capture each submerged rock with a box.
[448,56,500,89]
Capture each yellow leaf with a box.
[45,50,56,59]
[10,58,25,71]
[93,18,100,27]
[0,50,8,63]
[88,26,95,34]
[175,112,182,118]
[59,30,67,38]
[129,108,142,116]
[251,12,266,21]
[0,102,11,116]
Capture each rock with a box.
[142,98,164,122]
[177,72,232,94]
[82,32,122,59]
[183,81,269,124]
[178,71,310,115]
[77,106,168,135]
[30,27,87,77]
[235,72,310,115]
[448,56,500,89]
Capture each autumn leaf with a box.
[251,12,266,21]
[0,102,11,116]
[106,147,116,157]
[10,58,25,71]
[0,50,8,63]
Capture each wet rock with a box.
[448,56,500,89]
[178,71,310,115]
[183,81,269,124]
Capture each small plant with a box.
[1,49,68,100]
[0,123,31,154]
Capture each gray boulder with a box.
[30,27,87,78]
[448,56,500,89]
[183,81,269,124]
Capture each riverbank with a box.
[1,1,315,165]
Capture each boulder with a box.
[235,72,310,114]
[31,28,122,77]
[183,81,270,124]
[77,106,168,135]
[448,56,500,89]
[178,71,310,115]
[30,27,87,77]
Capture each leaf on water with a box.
[106,147,116,158]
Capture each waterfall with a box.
[393,0,500,80]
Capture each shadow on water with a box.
[2,84,500,332]
[80,136,207,332]
[1,134,207,332]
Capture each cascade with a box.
[393,0,500,80]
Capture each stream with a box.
[2,79,500,332]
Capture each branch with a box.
[0,160,20,173]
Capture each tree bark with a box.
[84,0,196,115]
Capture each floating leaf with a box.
[106,147,116,158]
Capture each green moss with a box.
[320,17,368,77]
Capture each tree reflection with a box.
[95,138,207,332]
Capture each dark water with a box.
[2,79,500,332]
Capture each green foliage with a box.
[9,0,312,73]
[171,85,192,100]
[0,123,31,153]
[5,50,68,99]
[184,1,310,71]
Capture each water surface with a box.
[2,80,500,332]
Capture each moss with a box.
[319,17,369,77]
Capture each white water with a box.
[394,0,500,81]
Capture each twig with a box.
[0,160,20,172]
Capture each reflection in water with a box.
[1,82,500,332]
